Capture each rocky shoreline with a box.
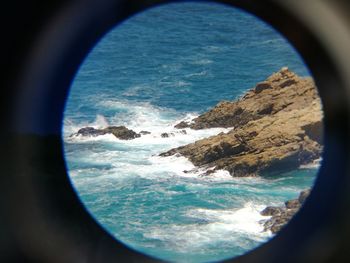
[71,68,322,235]
[160,68,323,177]
[72,126,189,140]
[73,68,323,177]
[260,189,311,233]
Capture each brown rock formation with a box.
[261,189,311,233]
[74,126,141,140]
[161,68,323,177]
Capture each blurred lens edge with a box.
[1,0,350,262]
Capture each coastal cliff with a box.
[161,68,323,177]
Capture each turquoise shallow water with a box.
[63,2,318,262]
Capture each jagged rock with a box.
[260,206,284,216]
[74,126,140,140]
[161,132,175,138]
[261,188,311,233]
[162,68,323,177]
[298,189,311,203]
[255,82,272,94]
[75,127,105,137]
[301,121,323,144]
[175,121,190,129]
[285,199,301,209]
[104,126,141,140]
[174,67,317,130]
[161,133,169,138]
[140,131,151,135]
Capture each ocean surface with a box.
[63,2,319,262]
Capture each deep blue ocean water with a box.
[63,2,319,262]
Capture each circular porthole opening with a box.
[63,2,324,262]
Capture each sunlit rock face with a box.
[162,68,323,177]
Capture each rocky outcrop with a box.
[260,189,311,233]
[161,132,174,138]
[174,67,318,130]
[74,126,141,140]
[161,130,187,138]
[161,68,323,177]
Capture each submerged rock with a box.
[74,127,105,137]
[260,188,311,234]
[161,68,323,177]
[74,126,140,140]
[260,206,284,216]
[140,130,151,135]
[174,121,190,129]
[161,132,175,138]
[160,130,187,138]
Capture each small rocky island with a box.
[160,67,323,177]
[74,126,141,140]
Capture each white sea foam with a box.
[299,158,322,169]
[64,99,237,194]
[186,203,269,235]
[64,98,233,143]
[149,155,195,175]
[144,202,271,252]
[64,99,287,252]
[63,114,110,137]
[175,80,191,87]
[65,133,118,144]
[65,100,231,149]
[92,114,110,128]
[99,100,180,132]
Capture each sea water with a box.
[63,2,319,262]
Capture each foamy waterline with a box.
[144,202,271,253]
[299,158,322,169]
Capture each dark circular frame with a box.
[3,0,350,262]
